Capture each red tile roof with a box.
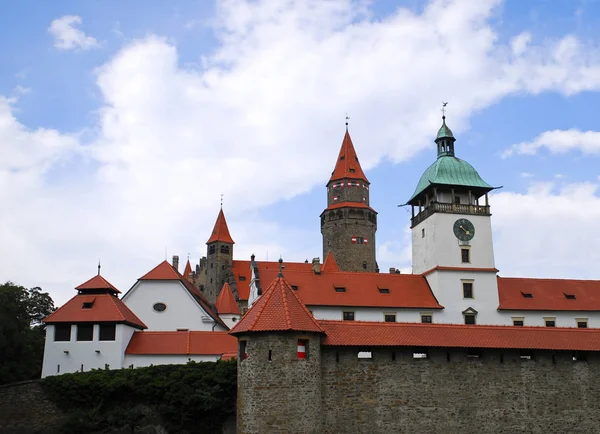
[139,260,182,280]
[216,282,241,315]
[44,293,146,329]
[329,130,368,183]
[230,275,324,335]
[125,331,237,355]
[319,320,600,351]
[322,252,340,272]
[75,274,121,294]
[498,276,600,311]
[255,269,443,309]
[207,208,235,244]
[183,260,193,278]
[323,201,376,213]
[231,260,313,301]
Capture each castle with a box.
[42,116,600,433]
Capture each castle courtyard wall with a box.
[320,347,600,434]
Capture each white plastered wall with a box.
[41,323,136,378]
[122,281,225,331]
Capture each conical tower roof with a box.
[216,282,240,315]
[329,130,368,183]
[230,274,324,335]
[207,209,235,244]
[183,260,193,278]
[322,251,340,272]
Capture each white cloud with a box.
[521,172,534,178]
[48,15,99,51]
[4,0,600,304]
[503,129,600,157]
[492,182,600,279]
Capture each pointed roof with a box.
[139,260,182,280]
[436,116,454,139]
[322,251,340,272]
[206,209,235,244]
[216,282,241,315]
[329,130,369,183]
[230,275,324,335]
[44,293,146,329]
[183,260,193,278]
[75,274,121,294]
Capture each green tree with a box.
[0,282,55,385]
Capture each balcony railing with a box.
[411,202,490,227]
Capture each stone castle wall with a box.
[237,332,323,433]
[239,341,600,434]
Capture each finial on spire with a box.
[97,260,101,276]
[441,101,448,120]
[278,257,284,278]
[220,193,224,209]
[345,113,350,130]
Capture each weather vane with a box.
[97,260,101,276]
[441,101,448,118]
[345,113,350,127]
[220,193,224,208]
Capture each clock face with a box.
[453,218,475,241]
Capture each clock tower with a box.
[407,115,498,325]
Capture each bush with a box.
[41,360,237,433]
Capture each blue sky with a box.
[1,0,600,305]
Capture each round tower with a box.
[320,126,377,272]
[231,264,324,433]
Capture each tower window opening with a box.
[461,248,470,263]
[54,324,71,341]
[298,339,309,359]
[462,282,474,299]
[77,324,94,341]
[239,340,248,360]
[362,262,367,270]
[220,245,230,254]
[209,245,216,254]
[352,236,364,244]
[268,350,272,361]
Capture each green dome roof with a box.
[408,155,493,204]
[436,117,454,139]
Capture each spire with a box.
[329,129,369,183]
[207,208,235,244]
[435,113,456,158]
[230,274,324,335]
[216,282,241,315]
[322,251,340,272]
[183,260,193,278]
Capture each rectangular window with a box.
[298,339,309,359]
[421,314,433,324]
[463,282,473,299]
[334,286,346,292]
[351,236,364,244]
[576,318,588,328]
[77,324,94,341]
[54,324,71,342]
[521,292,533,298]
[343,311,355,321]
[564,293,576,300]
[208,245,216,254]
[239,276,246,281]
[545,318,556,327]
[82,301,94,309]
[99,324,116,341]
[464,314,476,325]
[239,340,248,360]
[384,313,396,323]
[513,319,524,326]
[378,288,390,294]
[461,248,470,263]
[454,196,461,205]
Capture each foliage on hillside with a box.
[0,282,55,385]
[41,360,237,434]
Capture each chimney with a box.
[389,267,396,274]
[172,255,179,272]
[312,258,321,275]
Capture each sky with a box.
[2,0,600,306]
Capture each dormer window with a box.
[291,285,299,291]
[81,298,95,309]
[335,286,346,293]
[565,293,576,300]
[521,292,533,298]
[378,288,390,294]
[349,168,356,173]
[340,156,345,161]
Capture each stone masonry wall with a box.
[237,332,322,434]
[320,347,600,434]
[0,380,65,433]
